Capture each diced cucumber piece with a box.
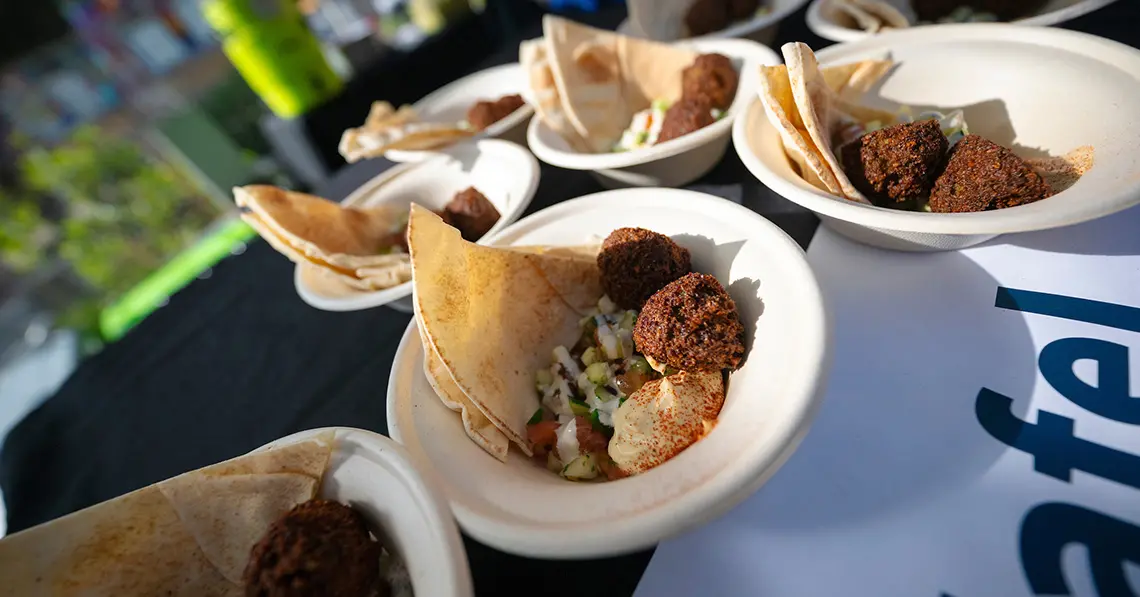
[561,453,599,480]
[536,369,553,389]
[594,386,618,402]
[586,362,610,385]
[628,356,652,374]
[569,399,591,416]
[652,99,671,112]
[581,347,599,366]
[598,295,617,314]
[528,408,545,424]
[618,310,637,331]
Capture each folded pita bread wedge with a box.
[833,0,910,32]
[536,16,699,153]
[758,43,898,203]
[408,205,603,457]
[338,101,474,163]
[520,38,593,153]
[784,42,869,202]
[0,438,331,596]
[235,185,412,289]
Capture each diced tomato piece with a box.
[575,415,610,454]
[527,420,560,452]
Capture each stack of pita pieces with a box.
[831,0,912,32]
[235,185,413,295]
[758,42,900,204]
[519,15,701,154]
[338,101,475,163]
[0,433,335,597]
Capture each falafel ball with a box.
[466,94,525,132]
[244,499,386,597]
[598,228,692,310]
[681,53,739,111]
[727,0,761,21]
[656,98,717,144]
[685,0,730,37]
[441,186,501,242]
[928,134,1052,213]
[840,119,948,205]
[634,273,746,372]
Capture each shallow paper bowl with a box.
[807,0,1121,43]
[526,39,780,189]
[734,25,1140,251]
[617,0,811,46]
[385,63,535,163]
[386,188,831,558]
[294,139,539,312]
[257,428,473,597]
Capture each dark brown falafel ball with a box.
[634,273,746,372]
[727,0,761,21]
[685,0,730,37]
[244,499,386,597]
[466,93,525,132]
[598,228,692,310]
[440,186,500,242]
[681,53,739,111]
[928,134,1052,213]
[656,97,717,144]
[840,119,948,205]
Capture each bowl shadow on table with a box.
[733,239,1036,532]
[990,204,1140,257]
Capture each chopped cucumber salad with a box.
[526,295,661,481]
[612,99,728,152]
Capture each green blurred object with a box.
[408,0,474,35]
[202,0,343,118]
[99,218,256,342]
[6,126,225,337]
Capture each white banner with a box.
[635,206,1140,597]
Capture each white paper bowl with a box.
[526,39,780,189]
[386,188,831,558]
[257,428,473,597]
[294,139,539,312]
[807,0,1120,43]
[385,63,535,163]
[734,25,1140,251]
[617,0,811,46]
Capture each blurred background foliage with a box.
[0,125,220,334]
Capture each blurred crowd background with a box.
[0,0,586,446]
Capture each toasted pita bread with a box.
[338,101,474,163]
[408,205,603,456]
[235,185,413,288]
[158,473,317,585]
[533,16,700,153]
[784,42,867,202]
[833,0,911,32]
[520,38,593,152]
[0,439,332,596]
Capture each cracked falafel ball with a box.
[633,273,745,372]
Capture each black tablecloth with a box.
[4,3,1138,596]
